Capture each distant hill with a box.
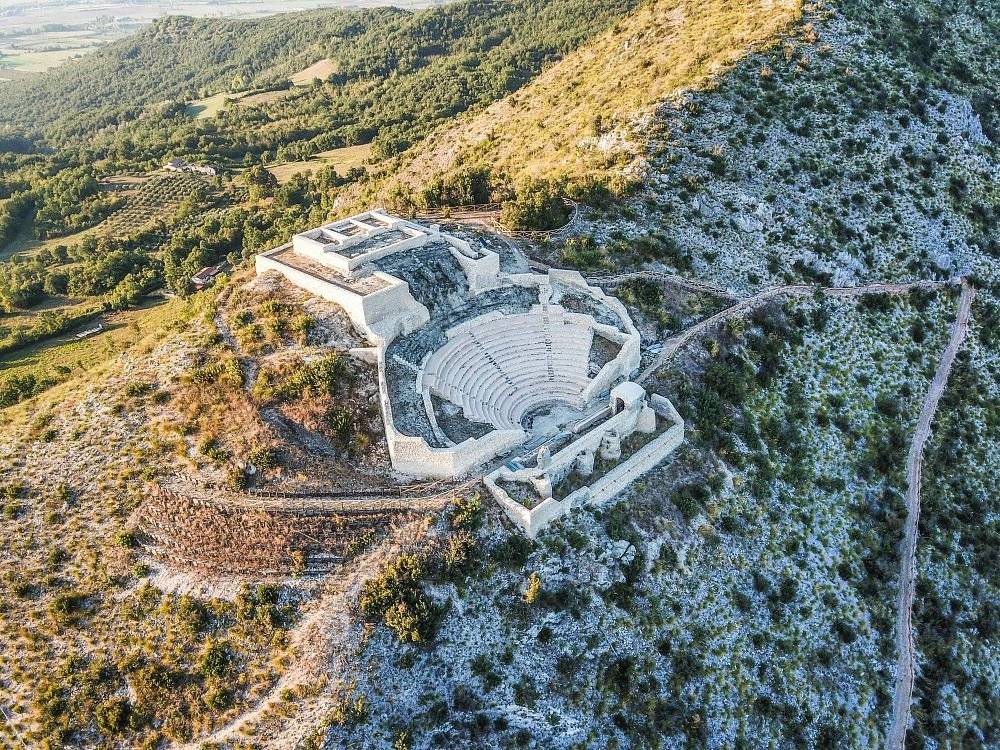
[0,0,642,147]
[0,9,395,140]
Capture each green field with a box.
[0,296,185,412]
[267,143,373,183]
[0,222,106,263]
[184,91,246,118]
[0,28,115,74]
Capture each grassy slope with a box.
[0,295,302,749]
[502,0,999,296]
[368,0,803,200]
[268,143,373,184]
[0,297,183,400]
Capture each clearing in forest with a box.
[291,58,337,85]
[268,143,373,183]
[185,91,245,119]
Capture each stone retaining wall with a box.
[137,484,429,575]
[255,251,428,340]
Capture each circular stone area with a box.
[421,309,594,431]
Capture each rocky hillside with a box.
[1,0,998,748]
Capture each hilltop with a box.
[371,0,803,194]
[0,0,998,748]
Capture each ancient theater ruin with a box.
[256,210,683,536]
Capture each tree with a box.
[243,164,278,202]
[500,177,569,231]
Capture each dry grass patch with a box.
[375,0,803,200]
[290,58,337,86]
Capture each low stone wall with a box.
[582,326,641,403]
[446,237,500,292]
[485,391,684,537]
[388,429,527,479]
[563,419,684,509]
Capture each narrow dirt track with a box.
[886,280,975,750]
[179,518,435,750]
[637,278,952,383]
[414,199,579,239]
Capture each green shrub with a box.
[113,529,137,548]
[125,381,155,398]
[500,177,569,231]
[95,697,131,735]
[247,445,279,473]
[359,554,441,644]
[48,590,88,625]
[449,493,484,530]
[203,684,233,711]
[198,639,232,679]
[560,236,608,271]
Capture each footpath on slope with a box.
[886,280,975,750]
[179,517,436,750]
[637,278,952,383]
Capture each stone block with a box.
[637,405,657,434]
[599,430,622,461]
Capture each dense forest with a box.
[0,0,639,161]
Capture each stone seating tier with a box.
[423,312,594,431]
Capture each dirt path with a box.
[886,280,975,750]
[415,199,579,239]
[214,309,259,389]
[179,518,435,750]
[637,278,952,383]
[589,270,736,299]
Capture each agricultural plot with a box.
[0,297,94,341]
[0,68,36,82]
[184,58,334,119]
[0,28,119,74]
[185,91,246,119]
[0,224,102,263]
[290,58,337,85]
[238,88,295,106]
[267,144,373,184]
[100,173,215,237]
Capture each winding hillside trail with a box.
[414,199,579,239]
[179,518,436,750]
[637,278,951,383]
[886,280,975,750]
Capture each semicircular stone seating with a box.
[423,308,594,431]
